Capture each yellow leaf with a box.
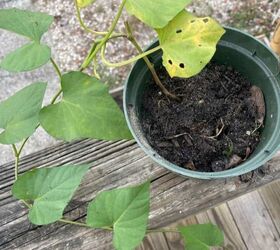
[157,11,225,78]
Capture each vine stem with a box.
[11,57,63,182]
[74,0,107,35]
[12,144,19,180]
[101,44,162,67]
[59,219,91,228]
[59,219,177,234]
[59,219,113,231]
[80,34,126,71]
[81,0,127,69]
[50,58,62,79]
[124,21,179,101]
[51,89,63,104]
[147,228,179,233]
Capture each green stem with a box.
[17,137,29,156]
[59,218,113,231]
[81,34,126,71]
[12,144,19,180]
[80,41,99,70]
[50,89,63,104]
[124,21,179,101]
[82,0,127,69]
[92,56,101,79]
[21,199,32,209]
[74,0,107,35]
[147,228,179,233]
[50,58,62,79]
[59,219,91,228]
[101,44,162,67]
[11,62,62,182]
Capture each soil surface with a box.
[141,63,263,172]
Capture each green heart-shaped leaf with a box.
[87,182,150,250]
[39,71,132,141]
[0,42,51,72]
[179,224,224,250]
[12,165,90,225]
[0,82,46,144]
[0,8,53,41]
[157,11,225,78]
[125,0,192,28]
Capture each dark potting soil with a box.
[141,63,264,172]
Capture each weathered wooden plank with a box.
[196,204,247,249]
[1,137,280,249]
[259,181,280,234]
[228,191,280,250]
[137,234,170,250]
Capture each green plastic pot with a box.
[124,27,280,179]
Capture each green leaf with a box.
[0,8,53,41]
[0,42,51,72]
[87,182,150,250]
[125,0,192,28]
[77,0,96,8]
[179,224,224,250]
[39,71,132,141]
[12,165,90,225]
[157,11,225,78]
[0,82,46,144]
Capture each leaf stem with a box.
[74,0,107,35]
[12,144,19,180]
[11,86,62,182]
[59,218,113,231]
[147,228,179,233]
[101,44,162,67]
[81,0,127,69]
[124,21,179,101]
[17,137,29,156]
[59,218,91,228]
[50,57,62,79]
[80,34,126,71]
[50,89,63,104]
[21,199,32,209]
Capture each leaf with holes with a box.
[0,8,53,41]
[12,165,90,225]
[125,0,192,28]
[77,0,96,8]
[39,71,132,141]
[87,182,150,250]
[0,82,46,145]
[157,11,225,78]
[0,42,51,72]
[179,224,224,250]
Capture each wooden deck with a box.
[0,137,280,249]
[139,181,280,250]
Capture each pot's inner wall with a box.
[132,42,279,160]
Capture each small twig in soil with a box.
[251,122,263,134]
[220,81,228,92]
[242,147,251,161]
[224,75,231,82]
[166,132,189,140]
[225,94,233,102]
[207,118,225,139]
[157,99,168,108]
